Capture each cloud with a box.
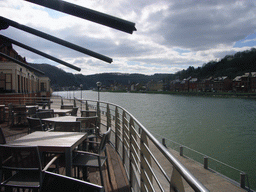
[1,0,256,75]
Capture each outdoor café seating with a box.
[36,111,54,119]
[41,171,104,192]
[27,117,46,133]
[0,145,59,191]
[53,121,81,132]
[72,128,112,185]
[0,127,6,144]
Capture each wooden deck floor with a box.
[1,121,130,192]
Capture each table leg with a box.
[65,148,72,177]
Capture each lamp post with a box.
[80,84,83,110]
[96,82,101,127]
[96,81,102,101]
[73,86,75,99]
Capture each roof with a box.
[0,0,136,71]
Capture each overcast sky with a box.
[1,0,256,75]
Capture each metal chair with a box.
[27,106,37,117]
[27,117,46,133]
[72,128,112,186]
[77,117,99,150]
[81,110,97,117]
[71,107,79,116]
[0,145,59,191]
[54,121,81,132]
[41,171,104,192]
[36,111,54,119]
[12,105,27,126]
[60,105,74,109]
[0,126,6,144]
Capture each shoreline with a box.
[103,90,256,99]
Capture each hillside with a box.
[30,64,170,90]
[30,48,256,90]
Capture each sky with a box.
[1,0,256,76]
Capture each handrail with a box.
[73,97,209,192]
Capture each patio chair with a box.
[0,145,59,191]
[12,105,27,126]
[41,171,104,192]
[27,117,46,133]
[72,128,112,186]
[77,117,99,150]
[54,121,81,132]
[0,126,6,144]
[36,111,54,119]
[71,107,79,116]
[27,106,37,117]
[61,105,74,109]
[81,110,97,117]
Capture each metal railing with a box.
[160,135,250,191]
[72,97,209,192]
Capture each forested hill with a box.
[30,48,256,90]
[30,63,170,90]
[173,48,256,80]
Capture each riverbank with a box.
[104,90,256,99]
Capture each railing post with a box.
[162,138,167,148]
[122,111,127,166]
[86,101,89,111]
[204,156,208,169]
[129,117,134,188]
[240,172,246,189]
[107,104,111,129]
[115,106,120,152]
[97,101,101,128]
[180,146,183,156]
[73,98,76,107]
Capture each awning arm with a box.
[24,0,137,34]
[0,16,113,64]
[0,52,45,75]
[0,34,81,71]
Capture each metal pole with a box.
[204,156,208,169]
[240,172,246,189]
[180,146,183,156]
[80,84,83,111]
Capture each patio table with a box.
[0,105,5,122]
[42,116,98,123]
[53,109,72,116]
[7,131,87,177]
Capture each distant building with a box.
[0,40,51,97]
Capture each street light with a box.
[80,84,83,110]
[73,86,75,99]
[96,81,102,101]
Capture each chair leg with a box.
[106,158,112,184]
[99,165,104,186]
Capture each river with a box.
[54,90,256,190]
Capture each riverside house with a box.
[0,39,51,97]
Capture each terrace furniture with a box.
[81,110,97,117]
[0,105,5,122]
[72,128,112,186]
[52,109,73,116]
[0,126,6,144]
[61,105,74,109]
[41,171,104,192]
[54,121,81,132]
[11,105,27,126]
[7,131,87,177]
[27,117,46,133]
[71,107,79,116]
[36,111,54,119]
[26,106,37,117]
[0,145,59,191]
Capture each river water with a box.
[55,90,256,190]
